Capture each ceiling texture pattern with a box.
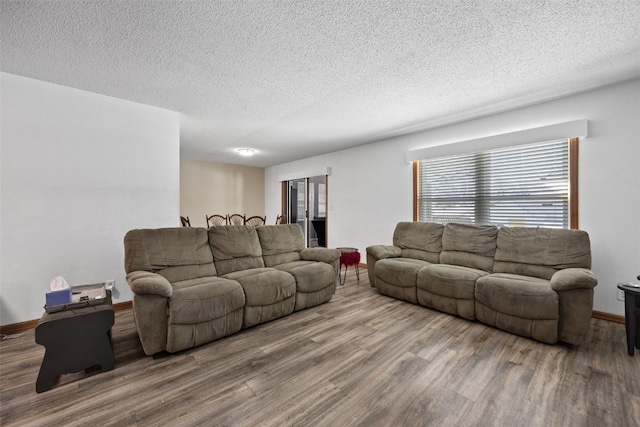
[2,0,640,167]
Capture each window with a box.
[415,138,578,229]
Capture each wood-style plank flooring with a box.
[1,269,639,426]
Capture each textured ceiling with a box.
[2,1,640,167]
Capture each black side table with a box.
[35,300,115,392]
[617,283,640,356]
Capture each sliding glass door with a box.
[308,175,326,247]
[288,178,307,243]
[284,175,327,247]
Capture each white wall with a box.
[0,73,180,325]
[266,78,640,316]
[180,159,265,228]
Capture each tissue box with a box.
[45,288,72,307]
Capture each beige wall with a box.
[180,159,265,228]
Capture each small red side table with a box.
[337,247,360,285]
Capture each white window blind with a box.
[417,139,569,228]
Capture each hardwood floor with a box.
[1,269,639,426]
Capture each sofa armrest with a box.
[366,245,402,259]
[365,245,401,288]
[126,271,173,298]
[300,248,341,283]
[550,268,598,292]
[300,247,341,264]
[552,268,597,345]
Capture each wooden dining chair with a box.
[275,214,287,224]
[180,216,191,227]
[245,215,266,226]
[227,214,246,226]
[206,214,227,227]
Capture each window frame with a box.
[413,137,579,229]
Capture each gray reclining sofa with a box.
[366,222,597,345]
[124,224,340,355]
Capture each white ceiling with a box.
[2,1,640,167]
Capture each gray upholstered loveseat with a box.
[124,224,340,355]
[366,222,597,345]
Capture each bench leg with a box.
[35,309,114,392]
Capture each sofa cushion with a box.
[374,258,431,303]
[440,223,498,272]
[416,264,486,320]
[167,276,245,353]
[222,268,295,307]
[169,277,245,325]
[475,273,560,344]
[208,226,265,276]
[393,222,444,263]
[493,227,592,280]
[417,264,487,300]
[124,227,214,274]
[475,273,559,320]
[274,260,336,311]
[157,264,218,283]
[275,261,334,293]
[376,258,430,288]
[223,268,296,328]
[256,224,304,267]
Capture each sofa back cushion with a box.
[256,224,304,267]
[208,225,265,276]
[392,222,444,263]
[124,228,217,281]
[440,223,498,272]
[493,226,591,280]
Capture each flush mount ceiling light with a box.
[236,148,255,156]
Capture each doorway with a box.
[284,175,327,247]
